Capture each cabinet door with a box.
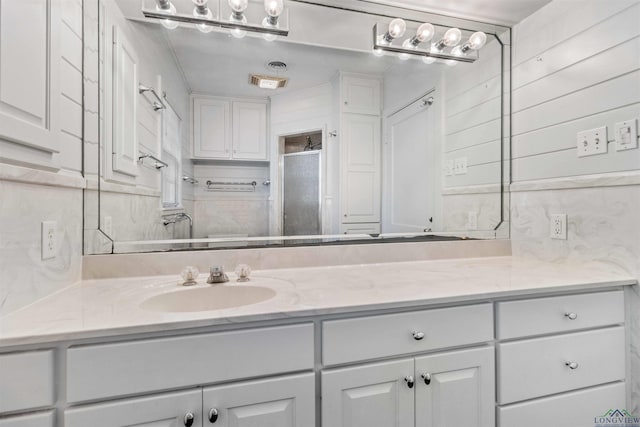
[342,75,381,115]
[341,113,381,224]
[193,97,231,158]
[415,347,494,427]
[202,374,314,427]
[65,390,202,427]
[232,101,267,160]
[322,359,414,427]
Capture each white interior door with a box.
[383,94,440,233]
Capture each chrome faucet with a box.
[162,212,193,239]
[207,266,229,284]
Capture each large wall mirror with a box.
[83,0,511,254]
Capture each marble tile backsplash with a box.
[0,180,83,316]
[511,183,640,412]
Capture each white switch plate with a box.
[614,119,638,151]
[467,211,478,230]
[444,160,454,176]
[577,126,607,157]
[454,157,468,175]
[550,214,567,240]
[41,221,56,260]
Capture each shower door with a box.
[283,151,321,236]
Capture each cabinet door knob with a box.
[404,376,414,388]
[564,312,578,320]
[565,361,579,370]
[421,373,431,385]
[208,408,219,423]
[184,413,195,427]
[412,331,425,341]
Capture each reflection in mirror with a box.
[84,0,510,254]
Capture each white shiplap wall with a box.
[512,0,640,182]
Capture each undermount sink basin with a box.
[140,285,277,312]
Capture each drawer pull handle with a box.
[184,413,195,427]
[208,408,219,423]
[565,312,578,320]
[412,331,425,341]
[421,373,431,385]
[404,376,415,388]
[565,361,579,370]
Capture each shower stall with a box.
[282,150,321,236]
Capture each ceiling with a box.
[365,0,552,26]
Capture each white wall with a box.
[510,0,640,412]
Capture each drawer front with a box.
[497,290,623,339]
[323,304,493,366]
[0,411,54,427]
[67,323,314,403]
[498,382,625,427]
[498,326,625,404]
[0,350,54,413]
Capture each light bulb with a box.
[228,0,248,13]
[193,0,213,33]
[156,2,178,30]
[372,47,384,57]
[442,27,462,47]
[261,16,278,41]
[422,56,436,64]
[230,13,247,38]
[463,31,487,52]
[388,18,406,39]
[264,0,284,17]
[415,23,435,43]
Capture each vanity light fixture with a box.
[193,0,215,33]
[372,20,483,64]
[155,0,178,29]
[142,0,289,39]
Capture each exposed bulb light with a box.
[422,55,437,64]
[380,18,406,44]
[446,45,463,66]
[406,23,434,48]
[228,0,248,18]
[192,0,213,33]
[156,0,178,29]
[262,0,284,41]
[461,31,487,53]
[434,27,461,50]
[372,47,384,57]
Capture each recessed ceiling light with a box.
[249,74,288,89]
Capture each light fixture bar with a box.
[142,8,289,36]
[372,24,477,63]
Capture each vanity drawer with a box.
[0,350,55,414]
[498,382,625,427]
[323,304,493,366]
[67,323,314,403]
[497,326,625,404]
[496,290,623,339]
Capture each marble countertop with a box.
[0,256,636,347]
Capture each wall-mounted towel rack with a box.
[139,84,166,111]
[138,153,168,169]
[182,175,199,184]
[206,180,257,192]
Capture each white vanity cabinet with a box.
[321,304,495,427]
[192,96,268,161]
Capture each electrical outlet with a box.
[41,221,57,260]
[467,211,478,230]
[550,214,567,240]
[614,119,638,151]
[103,216,113,236]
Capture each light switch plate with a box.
[614,119,638,151]
[454,157,468,175]
[577,126,607,157]
[41,221,56,260]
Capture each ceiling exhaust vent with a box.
[266,60,288,72]
[249,74,288,90]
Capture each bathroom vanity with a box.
[0,256,634,427]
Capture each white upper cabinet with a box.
[111,26,139,177]
[341,74,381,115]
[193,97,231,158]
[192,96,268,161]
[0,0,60,163]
